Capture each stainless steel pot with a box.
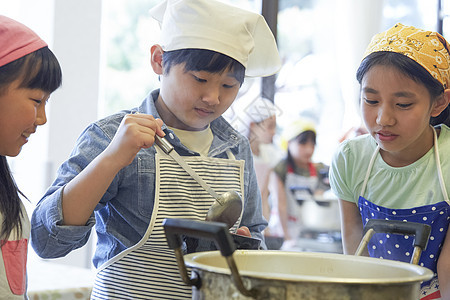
[294,188,341,231]
[163,219,434,300]
[300,196,340,231]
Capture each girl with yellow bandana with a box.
[330,23,450,300]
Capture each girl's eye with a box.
[223,83,236,89]
[364,98,378,105]
[31,99,42,105]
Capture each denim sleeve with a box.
[237,139,268,249]
[30,123,110,258]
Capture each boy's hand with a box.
[104,113,165,168]
[236,226,251,237]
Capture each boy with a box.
[30,0,281,299]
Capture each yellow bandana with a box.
[363,23,450,89]
[280,119,316,151]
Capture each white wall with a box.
[333,0,383,131]
[1,0,102,269]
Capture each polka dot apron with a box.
[91,148,244,299]
[359,128,449,300]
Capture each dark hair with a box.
[0,157,26,245]
[162,48,245,85]
[0,46,62,245]
[0,46,62,95]
[293,130,316,145]
[356,51,449,126]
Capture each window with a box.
[100,0,445,165]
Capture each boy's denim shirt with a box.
[30,89,267,268]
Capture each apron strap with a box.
[226,149,235,160]
[359,145,380,201]
[287,162,317,177]
[433,127,450,204]
[308,162,317,177]
[360,127,449,205]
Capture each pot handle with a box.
[163,218,258,298]
[355,219,431,265]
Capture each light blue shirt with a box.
[30,89,267,268]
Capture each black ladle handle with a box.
[163,218,257,298]
[355,219,431,265]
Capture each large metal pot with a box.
[163,219,434,300]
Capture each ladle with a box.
[155,135,242,228]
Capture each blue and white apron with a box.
[359,128,449,300]
[91,148,244,299]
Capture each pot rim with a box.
[184,250,434,284]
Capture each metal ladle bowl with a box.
[205,191,243,228]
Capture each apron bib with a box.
[359,128,449,300]
[0,202,30,297]
[270,162,318,239]
[91,149,244,299]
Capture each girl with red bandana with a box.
[0,15,61,298]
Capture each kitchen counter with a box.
[27,259,95,299]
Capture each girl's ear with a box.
[431,89,450,117]
[150,44,164,75]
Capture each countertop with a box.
[27,259,95,300]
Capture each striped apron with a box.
[91,148,244,299]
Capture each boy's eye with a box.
[193,75,206,83]
[397,103,412,109]
[363,98,378,105]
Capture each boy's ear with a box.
[431,89,450,117]
[150,45,164,75]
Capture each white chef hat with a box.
[149,0,281,77]
[234,96,278,137]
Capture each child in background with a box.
[329,24,450,299]
[30,0,280,299]
[0,15,62,298]
[233,96,283,249]
[268,119,330,250]
[233,97,280,218]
